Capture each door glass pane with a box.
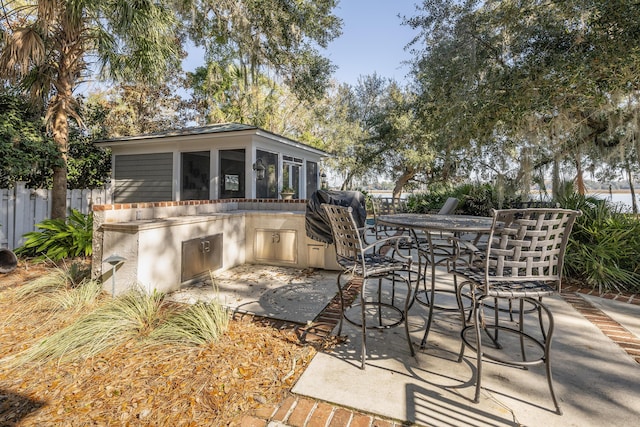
[219,149,245,199]
[255,150,278,198]
[282,162,301,199]
[292,165,300,198]
[282,162,300,199]
[306,161,318,198]
[181,151,210,200]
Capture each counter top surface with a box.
[102,210,305,230]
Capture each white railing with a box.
[0,182,112,250]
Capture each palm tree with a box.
[0,0,181,219]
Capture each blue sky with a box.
[183,1,421,87]
[324,1,420,86]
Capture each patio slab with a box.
[166,264,339,324]
[292,269,640,427]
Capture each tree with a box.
[406,0,640,197]
[0,88,58,187]
[362,80,436,199]
[310,74,436,197]
[1,0,181,219]
[188,62,291,129]
[92,71,194,138]
[66,95,111,189]
[182,0,341,104]
[0,88,111,188]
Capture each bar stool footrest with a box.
[343,302,405,329]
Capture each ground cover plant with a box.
[0,260,316,426]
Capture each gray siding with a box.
[114,153,173,203]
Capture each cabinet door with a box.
[181,234,223,282]
[254,229,297,263]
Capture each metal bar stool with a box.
[322,204,416,369]
[453,208,581,415]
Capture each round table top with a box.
[377,213,494,233]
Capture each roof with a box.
[95,122,328,156]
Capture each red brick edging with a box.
[561,286,640,364]
[234,395,405,427]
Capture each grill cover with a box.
[305,190,367,244]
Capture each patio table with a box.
[377,213,494,347]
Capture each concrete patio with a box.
[169,263,640,427]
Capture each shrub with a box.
[15,209,93,260]
[406,183,456,213]
[559,192,640,294]
[406,182,523,216]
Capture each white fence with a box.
[0,182,112,250]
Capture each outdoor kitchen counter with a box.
[95,210,338,296]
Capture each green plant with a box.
[6,288,167,365]
[280,185,295,193]
[14,260,92,300]
[406,182,523,215]
[15,209,93,260]
[559,192,640,293]
[150,301,230,346]
[14,267,70,299]
[48,280,104,313]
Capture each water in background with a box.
[593,192,638,212]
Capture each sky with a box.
[323,1,420,86]
[183,1,421,87]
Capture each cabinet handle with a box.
[201,240,210,253]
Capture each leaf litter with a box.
[0,260,320,426]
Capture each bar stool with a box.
[322,204,416,369]
[453,208,581,414]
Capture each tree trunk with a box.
[626,159,638,214]
[393,169,414,201]
[51,164,68,220]
[552,157,561,199]
[49,78,72,220]
[574,149,586,195]
[340,171,353,191]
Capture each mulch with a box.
[0,259,319,426]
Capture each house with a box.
[96,123,328,203]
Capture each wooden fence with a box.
[0,182,112,250]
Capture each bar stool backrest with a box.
[322,204,365,270]
[371,197,406,216]
[437,197,459,215]
[483,208,581,292]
